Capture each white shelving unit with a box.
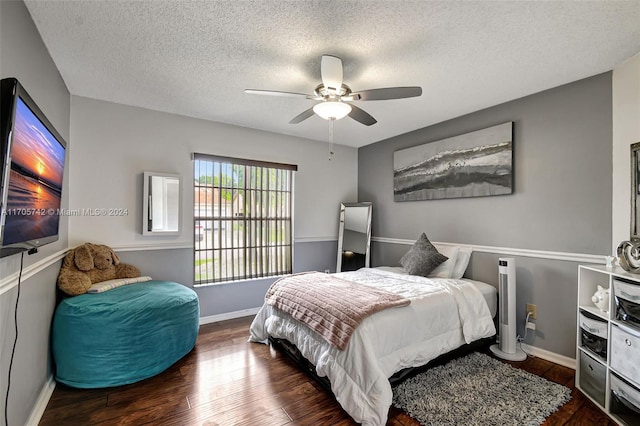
[577,264,640,425]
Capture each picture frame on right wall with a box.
[393,122,513,201]
[629,141,640,241]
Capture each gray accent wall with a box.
[360,73,613,358]
[0,1,71,425]
[465,253,583,356]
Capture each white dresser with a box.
[577,265,640,425]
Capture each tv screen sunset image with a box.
[2,97,65,245]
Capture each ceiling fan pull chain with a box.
[329,119,335,161]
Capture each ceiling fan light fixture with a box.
[246,55,421,126]
[313,101,352,120]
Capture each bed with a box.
[249,266,497,425]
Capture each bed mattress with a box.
[374,266,497,317]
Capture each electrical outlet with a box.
[526,303,537,320]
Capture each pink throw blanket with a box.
[265,272,410,350]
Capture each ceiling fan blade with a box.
[351,86,422,101]
[321,55,343,93]
[245,89,312,99]
[348,104,377,126]
[289,107,316,124]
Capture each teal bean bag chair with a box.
[52,280,199,388]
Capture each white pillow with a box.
[451,247,473,279]
[428,245,460,278]
[374,266,408,275]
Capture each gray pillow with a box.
[400,233,448,277]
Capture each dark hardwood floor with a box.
[40,316,614,425]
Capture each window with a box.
[193,153,296,284]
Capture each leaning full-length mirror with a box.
[337,202,372,272]
[143,172,181,235]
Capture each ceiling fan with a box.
[245,55,422,126]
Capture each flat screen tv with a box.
[0,78,67,258]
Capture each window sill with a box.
[193,274,288,288]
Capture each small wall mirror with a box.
[142,172,181,236]
[631,142,640,241]
[337,202,372,272]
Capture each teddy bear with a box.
[57,243,140,296]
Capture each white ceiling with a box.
[24,0,640,148]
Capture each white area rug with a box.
[392,352,571,426]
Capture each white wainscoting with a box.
[0,250,68,295]
[110,237,336,252]
[111,242,193,252]
[0,237,605,295]
[0,237,337,295]
[372,237,607,264]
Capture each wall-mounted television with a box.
[0,78,67,258]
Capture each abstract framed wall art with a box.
[393,122,513,201]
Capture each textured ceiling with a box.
[24,1,640,148]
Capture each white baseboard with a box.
[521,343,576,370]
[25,375,56,426]
[199,307,261,325]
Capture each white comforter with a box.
[249,268,496,425]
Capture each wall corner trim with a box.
[372,237,606,264]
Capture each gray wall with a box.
[68,96,358,248]
[360,73,613,358]
[68,96,357,319]
[0,1,71,425]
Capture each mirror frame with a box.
[336,202,372,272]
[632,142,640,241]
[142,171,181,236]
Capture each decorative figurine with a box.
[605,255,615,269]
[617,240,640,274]
[591,285,610,313]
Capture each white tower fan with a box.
[490,258,527,361]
